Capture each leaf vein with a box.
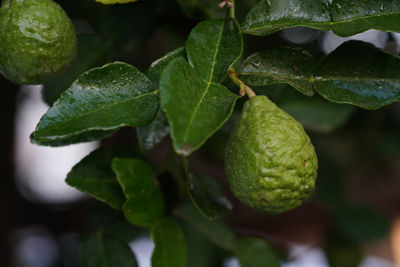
[182,19,226,142]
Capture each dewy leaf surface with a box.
[186,17,243,83]
[112,158,165,228]
[239,47,315,96]
[82,232,138,267]
[151,217,187,267]
[66,145,140,210]
[43,34,112,106]
[160,57,239,156]
[313,40,400,109]
[187,174,232,220]
[31,62,159,146]
[330,0,400,37]
[241,0,331,36]
[235,237,280,267]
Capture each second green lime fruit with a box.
[225,95,318,214]
[0,0,77,84]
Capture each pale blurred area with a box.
[14,85,98,204]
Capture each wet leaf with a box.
[160,57,239,156]
[241,0,331,36]
[31,62,159,146]
[330,0,400,37]
[239,47,315,96]
[186,17,243,83]
[313,41,400,109]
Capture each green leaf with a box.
[66,146,140,210]
[186,17,243,83]
[82,232,137,267]
[43,34,112,106]
[187,173,232,220]
[239,47,315,96]
[313,41,400,109]
[241,0,331,36]
[173,203,235,251]
[160,57,239,156]
[112,158,165,228]
[280,94,355,133]
[137,109,170,152]
[235,237,281,267]
[330,0,400,37]
[146,47,185,87]
[31,62,159,146]
[151,217,188,267]
[136,48,186,152]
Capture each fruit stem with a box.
[229,0,235,18]
[218,0,235,18]
[228,67,256,98]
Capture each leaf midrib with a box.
[243,9,400,33]
[312,77,400,82]
[239,71,310,81]
[182,19,225,142]
[36,89,159,137]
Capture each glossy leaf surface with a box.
[235,237,280,267]
[160,57,239,156]
[82,232,137,267]
[174,203,235,251]
[186,17,243,83]
[146,47,185,87]
[330,0,400,36]
[112,158,165,227]
[136,48,185,152]
[31,62,159,146]
[43,34,112,106]
[239,47,315,96]
[313,41,400,109]
[187,174,232,220]
[66,146,140,210]
[241,0,331,36]
[151,217,187,267]
[137,110,169,152]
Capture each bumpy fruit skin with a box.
[225,95,318,214]
[0,0,77,84]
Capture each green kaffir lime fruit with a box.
[225,95,318,214]
[0,0,77,84]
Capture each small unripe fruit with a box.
[225,95,318,214]
[0,0,77,84]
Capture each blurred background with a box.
[1,0,400,266]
